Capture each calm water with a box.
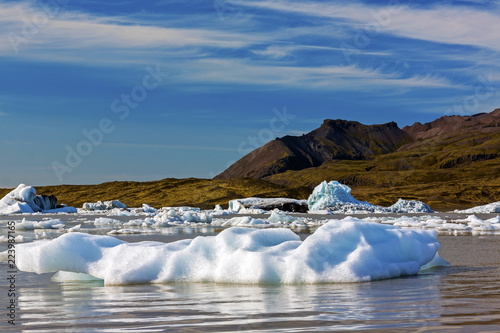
[1,223,500,332]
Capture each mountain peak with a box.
[215,119,411,180]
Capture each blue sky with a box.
[0,0,499,187]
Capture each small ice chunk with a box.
[389,199,434,213]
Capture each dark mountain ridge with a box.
[216,109,500,181]
[215,119,412,179]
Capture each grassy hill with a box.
[0,178,311,210]
[264,129,500,210]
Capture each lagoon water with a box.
[1,217,500,332]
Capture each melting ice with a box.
[16,218,447,285]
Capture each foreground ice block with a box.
[16,218,446,285]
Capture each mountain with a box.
[403,109,500,140]
[215,119,412,180]
[215,109,500,210]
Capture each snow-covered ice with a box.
[15,218,446,285]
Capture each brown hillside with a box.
[0,178,311,210]
[264,109,500,210]
[215,119,412,180]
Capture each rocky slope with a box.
[403,109,500,140]
[212,109,500,210]
[215,119,412,179]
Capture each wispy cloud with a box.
[0,2,264,57]
[178,58,463,90]
[242,0,500,52]
[0,1,492,93]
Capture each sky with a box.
[0,0,499,187]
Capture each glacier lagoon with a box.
[1,212,500,332]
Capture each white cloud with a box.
[242,0,500,52]
[178,58,462,90]
[0,0,489,92]
[0,2,264,57]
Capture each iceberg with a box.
[455,201,500,214]
[0,184,75,214]
[307,181,378,212]
[82,200,127,211]
[16,218,446,285]
[0,184,41,214]
[229,197,308,213]
[308,181,434,213]
[153,208,212,225]
[389,199,434,213]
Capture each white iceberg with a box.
[0,184,75,214]
[308,181,378,212]
[153,208,212,225]
[455,201,500,214]
[82,200,127,211]
[0,184,42,214]
[308,181,433,213]
[16,218,446,285]
[389,199,434,213]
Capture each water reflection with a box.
[1,230,500,332]
[10,271,446,332]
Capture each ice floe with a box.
[153,207,212,225]
[15,218,446,285]
[0,235,24,243]
[364,215,500,235]
[82,200,127,211]
[15,218,65,230]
